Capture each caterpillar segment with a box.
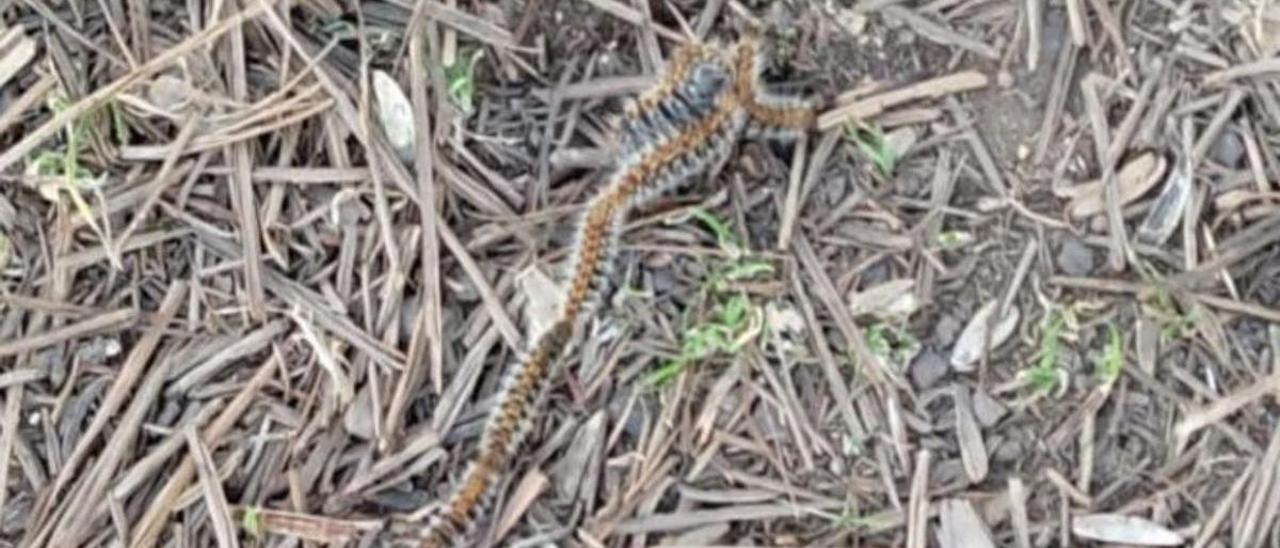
[619,51,735,159]
[731,37,817,140]
[627,43,717,125]
[419,318,574,548]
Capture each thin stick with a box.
[1064,0,1088,45]
[906,450,931,548]
[0,308,137,357]
[112,114,201,259]
[818,71,989,130]
[1081,73,1128,271]
[1026,0,1043,72]
[776,134,809,250]
[186,427,241,548]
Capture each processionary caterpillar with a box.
[412,36,815,548]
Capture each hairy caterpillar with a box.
[407,37,814,548]
[732,37,817,141]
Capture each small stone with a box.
[997,70,1014,88]
[972,390,1008,427]
[643,251,674,270]
[933,458,968,486]
[933,314,962,346]
[1211,131,1245,167]
[910,351,948,389]
[993,436,1023,461]
[371,486,429,511]
[342,385,376,440]
[1057,237,1094,276]
[648,268,675,294]
[147,74,191,112]
[862,262,891,286]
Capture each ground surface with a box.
[1,0,1280,547]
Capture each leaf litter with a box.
[1,1,1279,547]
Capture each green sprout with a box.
[1097,323,1124,386]
[690,206,739,251]
[862,321,920,371]
[1147,285,1199,342]
[445,49,483,115]
[833,511,876,531]
[241,505,262,538]
[936,230,973,250]
[647,209,773,386]
[1023,310,1067,396]
[845,121,897,177]
[32,93,116,264]
[689,207,774,291]
[647,293,760,385]
[711,258,773,293]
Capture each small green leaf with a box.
[31,152,63,177]
[690,207,739,250]
[1098,323,1124,385]
[845,122,897,177]
[242,505,262,538]
[866,323,891,357]
[936,230,973,249]
[1024,311,1066,395]
[646,359,686,385]
[722,259,773,282]
[1025,365,1062,394]
[445,49,483,115]
[721,295,748,327]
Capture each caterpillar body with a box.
[411,36,815,548]
[732,37,817,140]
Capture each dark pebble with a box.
[910,351,949,389]
[1057,237,1094,276]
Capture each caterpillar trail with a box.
[408,36,815,548]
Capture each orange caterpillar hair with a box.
[406,36,814,548]
[732,36,817,140]
[415,45,744,548]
